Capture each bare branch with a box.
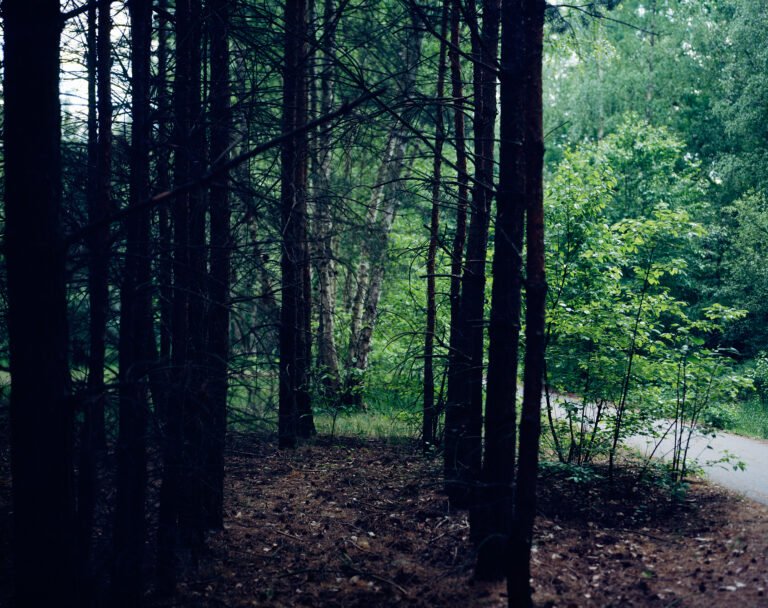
[549,2,659,36]
[66,90,383,247]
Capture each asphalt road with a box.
[625,428,768,505]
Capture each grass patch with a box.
[314,409,417,441]
[728,398,768,439]
[225,396,420,442]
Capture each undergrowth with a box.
[728,398,768,439]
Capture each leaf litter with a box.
[149,434,768,607]
[0,432,766,606]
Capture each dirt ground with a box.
[1,432,767,607]
[153,435,768,608]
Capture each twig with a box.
[550,3,659,36]
[616,527,682,545]
[60,0,112,25]
[274,529,303,542]
[275,568,327,579]
[352,569,410,596]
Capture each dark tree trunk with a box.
[441,0,470,456]
[444,0,500,510]
[112,0,153,604]
[424,0,450,451]
[5,1,75,605]
[181,0,207,555]
[279,0,314,447]
[155,0,184,590]
[204,0,232,530]
[507,0,546,604]
[447,0,470,362]
[299,251,315,437]
[146,0,173,436]
[473,0,526,581]
[157,0,203,591]
[155,0,173,417]
[77,4,99,593]
[92,0,112,451]
[312,0,342,398]
[78,1,112,593]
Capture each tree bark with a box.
[312,0,342,397]
[154,0,174,428]
[78,2,112,593]
[157,0,198,592]
[473,0,526,580]
[153,0,179,586]
[345,133,404,387]
[280,0,315,447]
[344,16,424,404]
[182,0,207,554]
[93,0,112,449]
[112,0,153,604]
[4,0,76,604]
[424,0,450,450]
[204,0,232,530]
[507,0,546,604]
[447,0,470,368]
[444,0,500,510]
[440,0,471,457]
[77,5,98,594]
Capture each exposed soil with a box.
[1,432,767,607]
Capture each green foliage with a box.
[645,462,690,502]
[714,0,768,196]
[545,0,728,160]
[544,122,749,464]
[715,193,768,354]
[539,460,604,485]
[727,398,768,440]
[313,408,417,441]
[600,116,707,222]
[751,353,768,404]
[544,0,768,368]
[319,0,768,451]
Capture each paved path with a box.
[625,429,768,505]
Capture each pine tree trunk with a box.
[93,0,112,449]
[508,0,546,604]
[182,0,207,555]
[4,0,76,604]
[112,0,153,604]
[204,0,232,530]
[78,1,112,590]
[424,0,450,451]
[157,0,197,592]
[312,0,342,397]
[443,0,470,452]
[154,0,173,430]
[77,4,99,590]
[473,0,526,580]
[154,0,181,583]
[447,0,470,365]
[444,0,500,510]
[280,0,314,447]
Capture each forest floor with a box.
[1,432,768,607]
[151,434,768,607]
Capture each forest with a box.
[1,0,768,606]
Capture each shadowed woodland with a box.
[2,0,768,606]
